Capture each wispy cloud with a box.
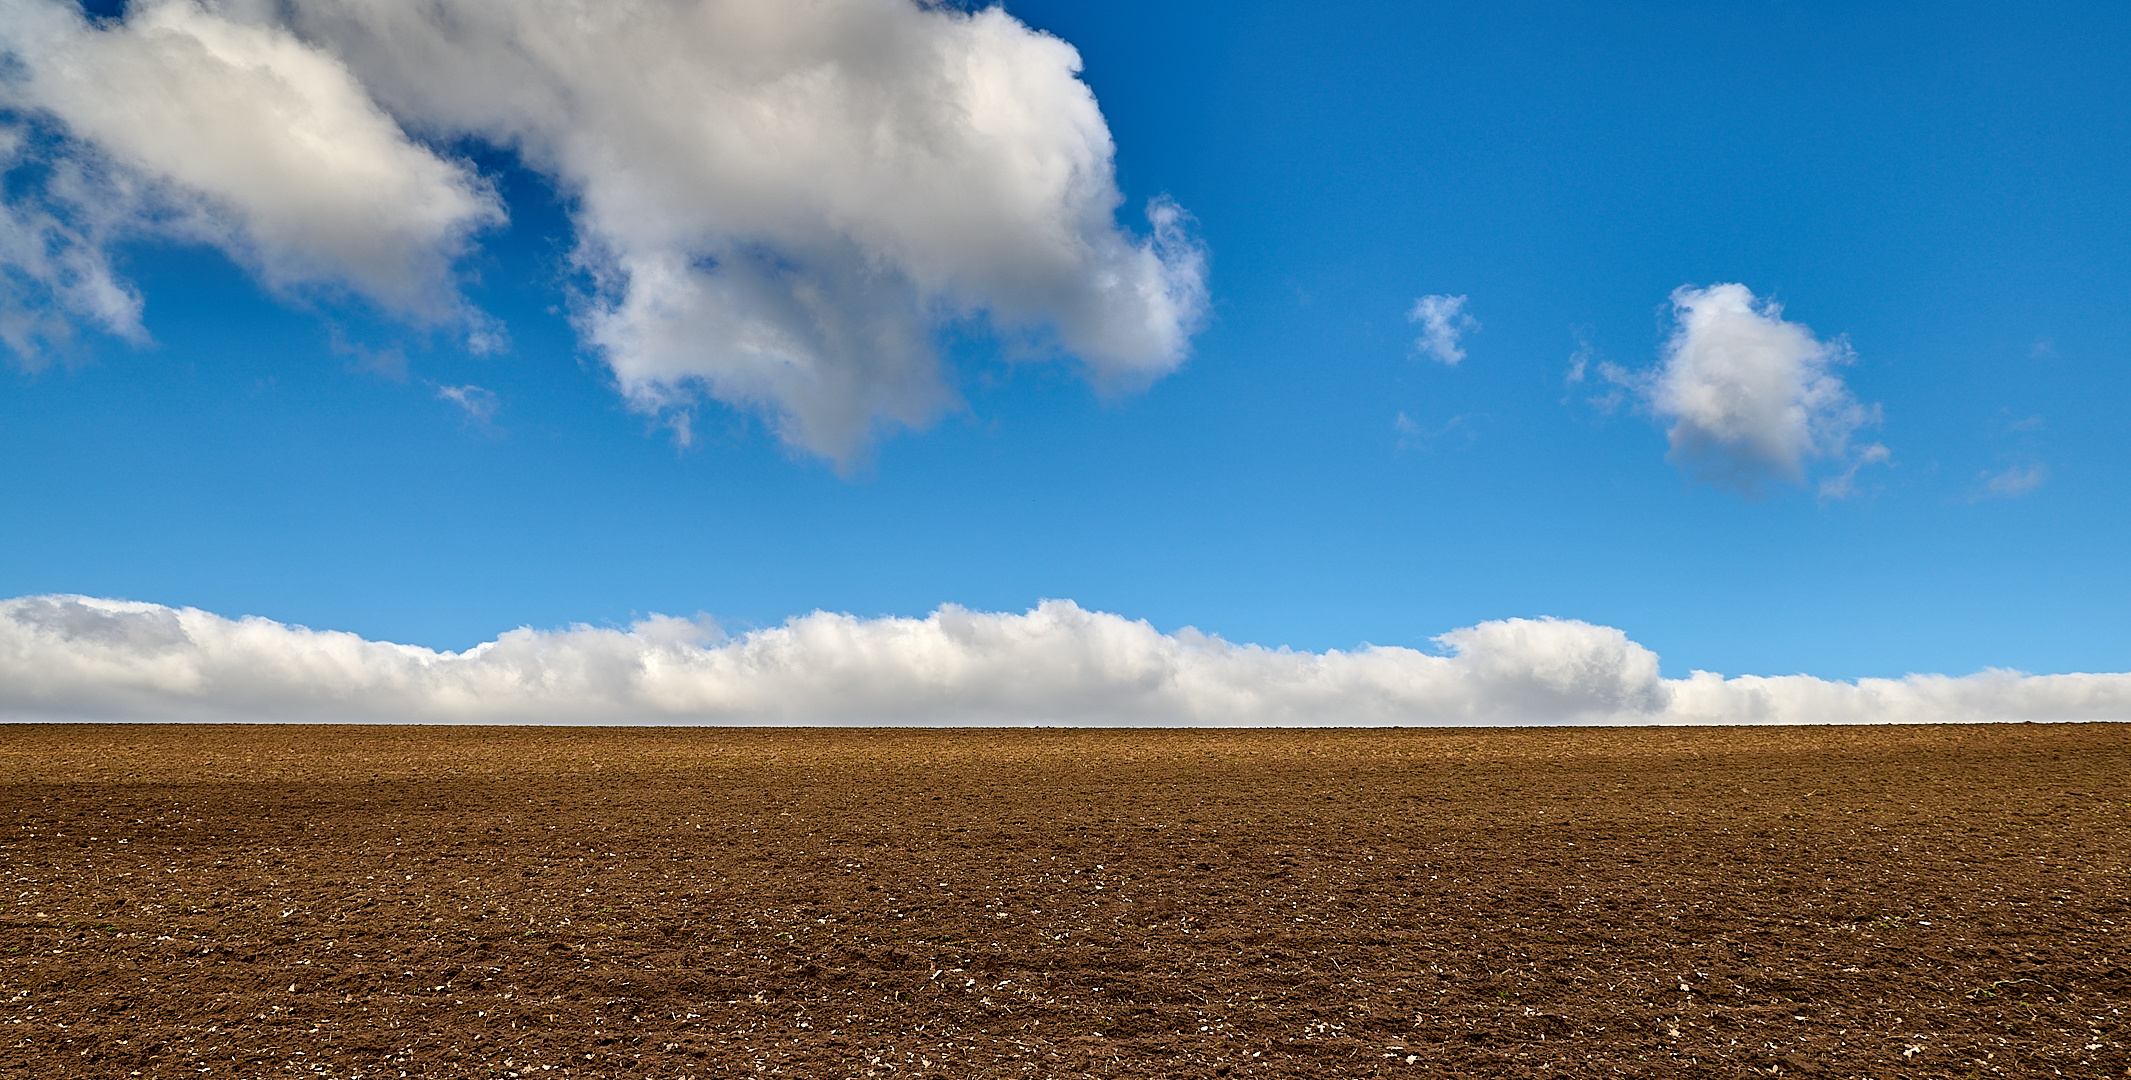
[1565,329,1593,384]
[1408,294,1477,365]
[0,0,1207,464]
[3,594,2124,726]
[435,383,500,430]
[328,329,410,380]
[1817,442,1892,501]
[0,118,154,364]
[1393,411,1477,452]
[1394,411,1421,446]
[1972,463,2048,501]
[1564,328,1634,413]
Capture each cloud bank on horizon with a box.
[0,0,1206,460]
[3,594,2125,727]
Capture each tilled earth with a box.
[2,724,2128,1079]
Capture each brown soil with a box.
[2,723,2128,1079]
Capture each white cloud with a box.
[269,0,1205,461]
[4,594,2126,726]
[1641,284,1883,494]
[0,0,502,320]
[0,0,1205,461]
[1564,334,1591,383]
[0,118,160,363]
[1659,668,2131,727]
[1408,293,1476,365]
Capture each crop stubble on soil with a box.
[2,724,2128,1079]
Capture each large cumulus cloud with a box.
[4,594,2126,726]
[0,0,1206,460]
[0,0,502,324]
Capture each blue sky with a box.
[2,0,2126,716]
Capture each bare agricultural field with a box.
[2,724,2128,1079]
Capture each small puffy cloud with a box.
[1408,293,1477,365]
[0,0,1206,462]
[0,0,502,320]
[4,594,2127,726]
[1633,283,1883,495]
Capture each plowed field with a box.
[3,723,2128,1079]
